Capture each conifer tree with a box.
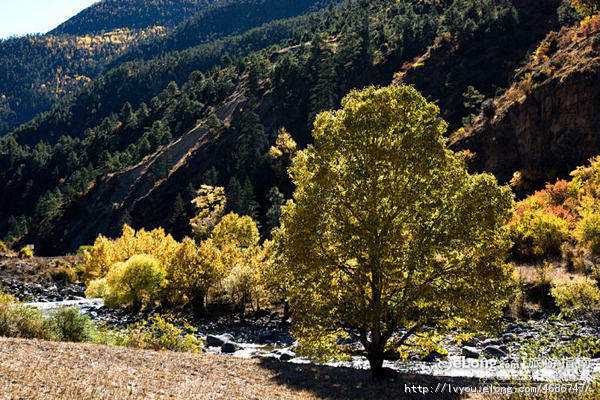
[169,194,189,240]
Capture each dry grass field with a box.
[0,338,486,399]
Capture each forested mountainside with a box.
[0,0,328,140]
[0,0,214,136]
[395,0,568,131]
[0,0,588,254]
[111,0,332,65]
[0,0,218,136]
[50,0,214,36]
[0,28,166,136]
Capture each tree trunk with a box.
[191,293,206,316]
[367,345,385,381]
[367,342,397,381]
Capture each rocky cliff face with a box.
[394,0,561,131]
[452,21,600,190]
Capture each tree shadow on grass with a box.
[257,358,484,399]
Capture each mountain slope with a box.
[112,0,331,65]
[394,0,563,132]
[0,0,581,253]
[452,17,600,191]
[0,28,165,135]
[50,0,214,36]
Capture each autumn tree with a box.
[572,0,600,17]
[189,185,226,240]
[210,212,266,314]
[98,254,166,310]
[269,127,298,179]
[274,85,514,379]
[168,237,221,315]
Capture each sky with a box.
[0,0,99,39]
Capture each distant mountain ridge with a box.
[50,0,215,36]
[111,0,331,65]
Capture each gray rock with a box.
[480,338,501,347]
[221,342,239,353]
[462,338,480,347]
[279,352,294,361]
[422,350,446,362]
[501,333,516,343]
[484,346,508,359]
[220,333,234,342]
[206,334,226,347]
[462,346,480,359]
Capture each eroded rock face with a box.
[452,25,600,191]
[454,66,600,187]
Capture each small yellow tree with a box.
[168,237,222,315]
[269,127,298,179]
[189,185,226,240]
[210,213,269,313]
[100,254,166,310]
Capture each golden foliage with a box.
[95,254,166,309]
[269,127,298,178]
[275,85,514,370]
[211,213,260,249]
[82,224,178,282]
[166,237,221,308]
[189,185,226,240]
[510,156,600,262]
[84,214,275,313]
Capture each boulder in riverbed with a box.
[462,346,480,359]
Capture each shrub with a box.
[0,293,51,339]
[18,247,33,259]
[48,307,92,342]
[550,277,600,315]
[123,315,203,353]
[76,245,93,255]
[50,265,78,283]
[0,240,7,253]
[85,278,109,299]
[576,211,600,255]
[572,0,600,17]
[100,255,166,309]
[508,209,570,260]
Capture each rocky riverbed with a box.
[3,271,600,382]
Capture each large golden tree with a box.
[274,85,514,379]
